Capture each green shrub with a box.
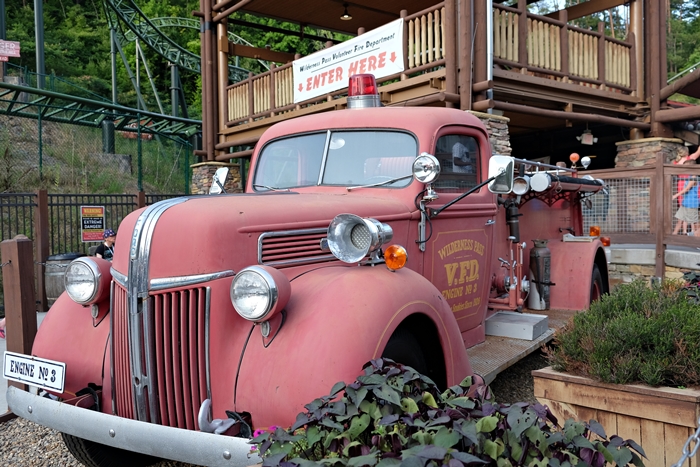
[546,279,700,386]
[252,359,645,467]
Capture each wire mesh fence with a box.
[0,113,192,195]
[582,177,651,234]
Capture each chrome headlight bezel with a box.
[230,265,290,322]
[64,257,103,305]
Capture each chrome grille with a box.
[112,284,208,430]
[258,228,336,266]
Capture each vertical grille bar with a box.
[171,292,186,428]
[180,291,195,430]
[162,293,177,426]
[154,294,169,427]
[113,284,135,419]
[188,289,201,431]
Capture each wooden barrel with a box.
[45,252,85,305]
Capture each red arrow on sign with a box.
[298,83,303,92]
[390,52,396,63]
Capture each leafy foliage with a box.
[546,279,700,387]
[252,359,645,467]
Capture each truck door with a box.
[422,129,497,348]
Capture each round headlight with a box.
[230,266,291,322]
[327,214,393,263]
[65,258,101,305]
[413,153,441,184]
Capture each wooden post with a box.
[457,0,472,110]
[136,191,146,209]
[472,0,487,101]
[655,152,665,278]
[518,0,528,69]
[444,0,457,108]
[1,235,39,391]
[401,10,408,81]
[597,22,605,86]
[558,9,568,77]
[34,189,49,312]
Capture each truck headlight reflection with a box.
[230,265,291,322]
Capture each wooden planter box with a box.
[533,367,700,467]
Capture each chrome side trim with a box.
[110,268,128,288]
[7,387,261,467]
[149,270,235,291]
[127,197,187,423]
[205,287,212,401]
[109,280,116,415]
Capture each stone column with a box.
[615,137,688,167]
[467,111,512,156]
[190,161,242,195]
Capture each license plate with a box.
[3,351,66,393]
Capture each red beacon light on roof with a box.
[347,74,381,109]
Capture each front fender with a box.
[548,239,607,310]
[32,292,110,399]
[234,265,471,429]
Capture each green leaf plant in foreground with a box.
[250,359,646,467]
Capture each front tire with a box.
[61,433,158,467]
[590,264,604,303]
[382,328,428,375]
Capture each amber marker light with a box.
[589,225,601,237]
[600,236,611,247]
[384,245,408,271]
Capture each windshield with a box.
[253,130,417,190]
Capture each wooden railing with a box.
[225,1,634,128]
[224,3,447,128]
[493,2,635,92]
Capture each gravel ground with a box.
[0,351,549,466]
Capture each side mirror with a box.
[209,167,229,195]
[487,155,514,194]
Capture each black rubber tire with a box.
[590,264,604,303]
[382,328,428,375]
[61,433,159,467]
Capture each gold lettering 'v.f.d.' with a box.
[445,260,479,286]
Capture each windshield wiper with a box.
[346,175,412,191]
[253,184,291,192]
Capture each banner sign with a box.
[293,19,404,104]
[0,40,20,58]
[81,206,105,242]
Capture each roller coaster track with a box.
[124,17,269,71]
[0,82,201,138]
[103,0,250,82]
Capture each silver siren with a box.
[327,214,393,263]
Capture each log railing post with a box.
[518,0,528,69]
[35,189,49,312]
[597,22,606,86]
[1,235,39,391]
[401,10,408,81]
[247,72,254,123]
[558,9,568,77]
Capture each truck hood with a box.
[112,192,415,280]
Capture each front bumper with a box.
[7,386,261,467]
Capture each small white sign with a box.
[293,19,405,104]
[3,351,66,392]
[0,40,20,58]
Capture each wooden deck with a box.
[467,307,576,384]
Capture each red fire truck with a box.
[6,75,607,467]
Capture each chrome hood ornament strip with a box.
[149,270,235,291]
